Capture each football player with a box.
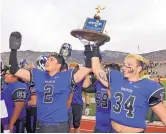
[0,62,9,133]
[83,62,120,133]
[61,62,74,132]
[8,31,92,133]
[19,58,38,133]
[91,42,166,132]
[69,62,90,133]
[2,68,28,133]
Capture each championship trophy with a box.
[71,6,110,45]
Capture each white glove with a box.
[84,107,90,116]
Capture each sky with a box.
[1,0,166,53]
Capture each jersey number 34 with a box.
[113,92,136,118]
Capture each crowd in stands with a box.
[83,61,166,78]
[144,61,166,78]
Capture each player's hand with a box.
[94,38,107,47]
[84,44,91,51]
[9,31,22,50]
[84,107,90,115]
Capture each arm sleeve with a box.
[29,85,36,95]
[70,68,77,88]
[148,83,165,107]
[83,84,96,93]
[12,88,28,102]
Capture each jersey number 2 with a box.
[113,92,135,118]
[43,85,53,103]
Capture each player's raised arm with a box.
[73,45,92,84]
[73,67,92,83]
[9,32,31,82]
[91,44,109,88]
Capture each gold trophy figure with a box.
[71,6,110,43]
[94,6,105,20]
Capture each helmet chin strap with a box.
[62,49,69,57]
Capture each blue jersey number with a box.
[43,85,54,103]
[96,91,108,108]
[113,92,135,118]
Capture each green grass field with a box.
[83,81,166,121]
[161,81,166,100]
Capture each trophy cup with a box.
[71,6,110,45]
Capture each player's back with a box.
[32,68,73,123]
[109,70,164,129]
[95,80,111,132]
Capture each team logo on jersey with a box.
[121,87,133,93]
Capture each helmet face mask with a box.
[59,43,72,59]
[61,47,70,57]
[36,55,48,71]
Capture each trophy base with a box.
[71,29,110,42]
[94,15,101,20]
